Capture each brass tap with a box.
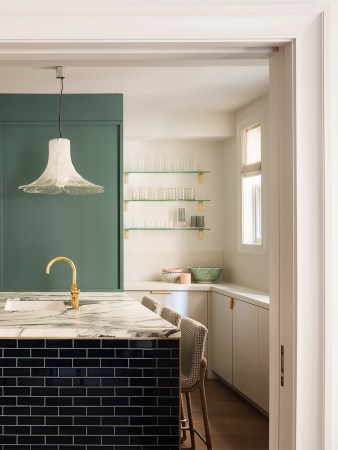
[46,256,80,309]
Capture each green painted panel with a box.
[0,95,123,291]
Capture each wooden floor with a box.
[181,379,269,450]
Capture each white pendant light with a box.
[19,67,104,195]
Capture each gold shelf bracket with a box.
[124,173,129,184]
[198,201,204,212]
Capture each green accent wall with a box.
[0,94,123,291]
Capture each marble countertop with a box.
[125,280,270,308]
[0,292,180,339]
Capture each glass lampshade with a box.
[19,138,104,195]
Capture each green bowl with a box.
[187,266,223,283]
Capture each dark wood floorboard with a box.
[181,379,269,450]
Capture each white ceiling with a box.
[0,63,269,115]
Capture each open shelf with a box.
[124,171,209,184]
[124,199,210,212]
[124,227,210,240]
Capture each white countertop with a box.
[0,292,179,339]
[125,280,270,309]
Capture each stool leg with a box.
[186,392,195,449]
[199,382,213,450]
[181,394,188,442]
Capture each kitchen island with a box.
[0,293,180,450]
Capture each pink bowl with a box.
[162,268,182,273]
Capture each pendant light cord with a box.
[58,77,64,138]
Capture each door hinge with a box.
[281,345,284,387]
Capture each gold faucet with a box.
[46,256,80,309]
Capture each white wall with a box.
[223,96,269,292]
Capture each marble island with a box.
[0,292,181,450]
[0,292,179,338]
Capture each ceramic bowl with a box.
[161,269,182,283]
[187,266,223,283]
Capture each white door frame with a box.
[0,2,334,449]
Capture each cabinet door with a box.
[210,292,233,384]
[233,299,259,403]
[258,307,269,412]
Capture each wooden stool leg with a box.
[186,392,195,449]
[199,381,213,450]
[181,394,187,442]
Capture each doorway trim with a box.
[0,2,333,449]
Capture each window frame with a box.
[237,110,267,254]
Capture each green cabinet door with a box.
[0,94,123,291]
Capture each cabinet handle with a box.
[150,290,171,295]
[229,298,234,309]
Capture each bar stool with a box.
[141,295,162,314]
[180,317,212,450]
[160,305,182,327]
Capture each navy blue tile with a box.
[87,426,116,435]
[59,368,86,377]
[143,426,171,435]
[144,387,172,397]
[59,387,86,397]
[4,425,30,434]
[87,388,115,397]
[4,387,30,396]
[60,349,86,358]
[45,358,72,367]
[143,349,171,358]
[158,397,180,406]
[115,406,142,416]
[73,358,100,367]
[130,436,158,445]
[87,368,115,377]
[74,416,101,426]
[130,340,157,349]
[4,348,29,357]
[74,396,101,406]
[116,349,143,358]
[101,378,128,387]
[157,377,180,387]
[158,339,179,348]
[18,377,44,386]
[31,368,58,377]
[115,387,142,396]
[101,397,129,406]
[18,416,44,425]
[0,339,17,348]
[0,416,16,425]
[101,436,129,445]
[18,339,45,348]
[115,426,142,435]
[31,387,58,396]
[171,349,179,358]
[158,435,180,445]
[59,446,86,450]
[171,406,180,416]
[143,368,170,377]
[143,406,171,416]
[73,377,100,386]
[3,406,30,415]
[0,436,16,444]
[31,406,58,416]
[59,406,87,416]
[18,435,45,444]
[18,358,44,367]
[32,348,58,357]
[115,368,142,377]
[46,416,73,426]
[0,397,16,405]
[46,339,73,348]
[101,416,129,426]
[87,407,115,416]
[130,378,157,387]
[130,416,158,426]
[46,436,73,444]
[100,359,128,368]
[46,377,72,386]
[46,397,72,406]
[59,426,86,435]
[31,425,59,435]
[88,348,114,358]
[0,378,15,386]
[74,339,102,348]
[158,358,179,368]
[74,435,101,444]
[4,367,30,377]
[18,396,45,406]
[130,359,157,368]
[3,446,30,450]
[130,397,157,406]
[0,358,16,367]
[102,339,129,348]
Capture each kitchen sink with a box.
[4,297,67,312]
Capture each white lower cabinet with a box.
[211,291,269,413]
[125,289,208,327]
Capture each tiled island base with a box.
[0,338,180,450]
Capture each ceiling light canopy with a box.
[19,66,104,195]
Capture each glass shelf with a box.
[124,227,210,240]
[123,171,209,184]
[123,199,210,212]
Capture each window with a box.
[241,123,262,246]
